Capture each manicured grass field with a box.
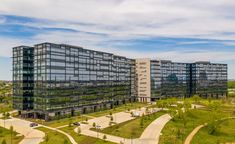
[191,119,235,144]
[60,126,115,144]
[100,110,166,138]
[0,126,24,144]
[87,102,148,117]
[25,102,148,128]
[36,127,71,144]
[159,109,229,144]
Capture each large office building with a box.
[13,43,227,119]
[135,59,227,102]
[13,43,135,120]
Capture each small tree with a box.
[76,111,81,116]
[140,117,144,128]
[191,95,201,103]
[6,113,10,119]
[110,116,113,121]
[68,122,72,127]
[109,112,112,116]
[1,139,6,144]
[85,118,88,122]
[44,134,49,144]
[64,139,69,144]
[103,135,107,141]
[10,126,13,144]
[77,127,81,136]
[93,122,96,128]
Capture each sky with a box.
[0,0,235,80]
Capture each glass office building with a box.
[13,43,135,120]
[13,43,228,120]
[150,60,227,100]
[189,61,228,98]
[150,60,188,100]
[13,46,34,111]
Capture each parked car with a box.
[30,122,38,127]
[73,122,80,126]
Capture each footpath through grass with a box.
[0,126,24,144]
[192,118,235,144]
[60,126,115,144]
[159,109,229,144]
[36,127,71,144]
[100,110,166,139]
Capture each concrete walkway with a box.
[184,124,206,144]
[74,108,171,144]
[184,117,235,144]
[41,125,77,144]
[138,114,172,144]
[0,117,45,144]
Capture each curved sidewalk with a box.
[0,117,45,144]
[75,110,171,144]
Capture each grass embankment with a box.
[0,126,24,144]
[100,110,166,139]
[192,119,235,144]
[60,126,115,144]
[36,127,71,144]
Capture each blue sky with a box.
[0,0,235,80]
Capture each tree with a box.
[183,100,191,112]
[140,117,144,128]
[191,95,201,103]
[77,127,81,136]
[109,112,112,116]
[44,134,49,144]
[1,139,6,144]
[64,139,69,144]
[110,116,113,121]
[93,122,96,128]
[156,100,164,109]
[68,121,72,127]
[76,111,81,116]
[10,126,13,144]
[103,135,107,141]
[208,101,222,112]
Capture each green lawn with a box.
[24,102,147,128]
[87,102,148,117]
[159,109,229,144]
[100,110,166,139]
[192,119,235,144]
[60,126,115,144]
[0,126,24,144]
[228,81,235,89]
[0,103,12,113]
[36,127,71,144]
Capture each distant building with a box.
[12,43,228,120]
[135,59,227,102]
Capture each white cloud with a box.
[0,0,235,78]
[1,0,235,40]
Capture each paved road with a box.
[0,117,45,144]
